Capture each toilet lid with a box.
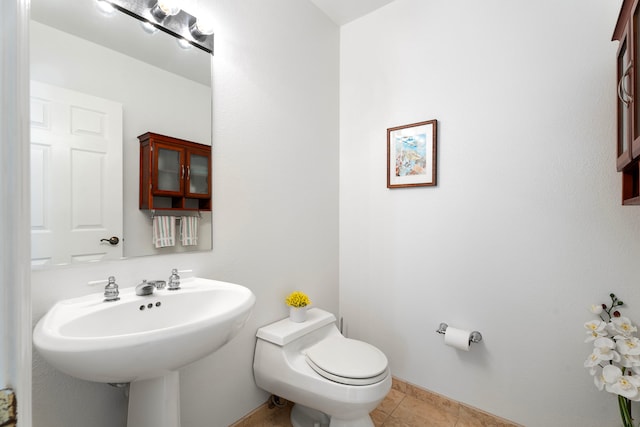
[304,336,388,386]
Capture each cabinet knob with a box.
[100,236,120,246]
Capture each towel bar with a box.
[149,209,201,220]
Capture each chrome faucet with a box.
[135,280,155,296]
[135,279,167,296]
[103,276,120,302]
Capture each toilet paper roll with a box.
[444,327,471,351]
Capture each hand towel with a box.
[152,215,176,248]
[180,216,199,246]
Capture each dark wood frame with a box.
[387,119,437,188]
[614,0,640,204]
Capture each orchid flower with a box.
[619,352,640,369]
[592,365,606,391]
[616,336,640,356]
[609,316,638,338]
[585,320,608,342]
[603,365,640,400]
[593,337,621,363]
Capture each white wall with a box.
[340,0,640,426]
[30,0,339,426]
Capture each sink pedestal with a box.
[128,372,180,427]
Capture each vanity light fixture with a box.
[96,0,214,54]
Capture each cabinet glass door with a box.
[634,6,640,159]
[156,147,182,193]
[618,36,633,170]
[187,152,210,196]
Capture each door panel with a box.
[30,81,123,266]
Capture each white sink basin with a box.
[33,277,255,384]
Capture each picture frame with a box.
[387,119,437,188]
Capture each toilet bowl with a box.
[253,308,391,427]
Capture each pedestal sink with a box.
[33,277,256,427]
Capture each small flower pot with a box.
[289,306,308,323]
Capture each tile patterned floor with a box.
[231,378,521,427]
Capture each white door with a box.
[30,81,123,266]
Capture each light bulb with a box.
[176,37,193,50]
[151,0,180,21]
[96,0,115,14]
[190,17,214,38]
[140,20,158,34]
[156,0,180,16]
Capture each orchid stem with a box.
[618,395,634,427]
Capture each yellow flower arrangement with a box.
[285,291,311,308]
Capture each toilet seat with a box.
[304,336,388,386]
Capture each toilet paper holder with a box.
[436,323,483,344]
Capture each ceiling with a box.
[308,0,396,25]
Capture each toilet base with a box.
[290,404,374,427]
[291,404,330,427]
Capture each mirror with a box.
[30,0,213,268]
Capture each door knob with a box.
[100,236,120,245]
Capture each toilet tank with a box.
[256,308,337,346]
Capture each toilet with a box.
[253,308,391,427]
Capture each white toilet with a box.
[253,308,392,427]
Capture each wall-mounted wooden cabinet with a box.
[138,132,212,211]
[614,0,640,204]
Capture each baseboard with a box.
[385,377,522,427]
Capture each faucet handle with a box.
[168,268,181,290]
[103,276,120,302]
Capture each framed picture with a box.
[387,119,437,188]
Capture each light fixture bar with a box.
[104,0,213,54]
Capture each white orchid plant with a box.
[585,293,640,427]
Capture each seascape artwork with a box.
[387,119,436,188]
[394,133,427,177]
